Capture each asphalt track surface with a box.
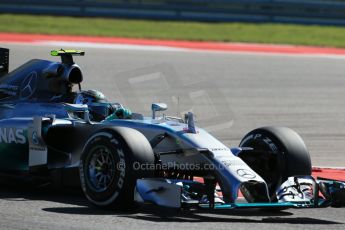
[0,43,344,229]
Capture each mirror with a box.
[151,103,167,119]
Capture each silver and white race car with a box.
[0,48,343,210]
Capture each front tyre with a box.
[239,126,312,198]
[79,128,154,209]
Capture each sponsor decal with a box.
[236,168,256,179]
[262,137,278,152]
[240,134,253,145]
[0,84,18,96]
[116,148,126,188]
[31,131,39,145]
[0,84,18,91]
[0,128,26,144]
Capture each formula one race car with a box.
[0,48,344,210]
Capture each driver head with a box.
[75,89,114,121]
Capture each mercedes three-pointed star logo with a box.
[20,71,38,99]
[236,169,256,179]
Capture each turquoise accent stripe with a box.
[199,202,301,209]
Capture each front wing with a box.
[134,176,345,210]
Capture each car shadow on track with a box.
[0,185,342,225]
[116,206,342,225]
[0,182,90,208]
[42,205,342,225]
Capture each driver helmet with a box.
[75,89,114,121]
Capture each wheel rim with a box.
[86,145,117,192]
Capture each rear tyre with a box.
[79,127,154,209]
[239,126,311,199]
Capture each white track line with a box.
[39,41,188,52]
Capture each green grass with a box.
[1,14,345,48]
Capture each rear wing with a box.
[51,49,85,65]
[0,48,9,78]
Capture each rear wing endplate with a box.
[0,48,9,78]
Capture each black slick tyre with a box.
[79,127,154,209]
[239,126,312,198]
